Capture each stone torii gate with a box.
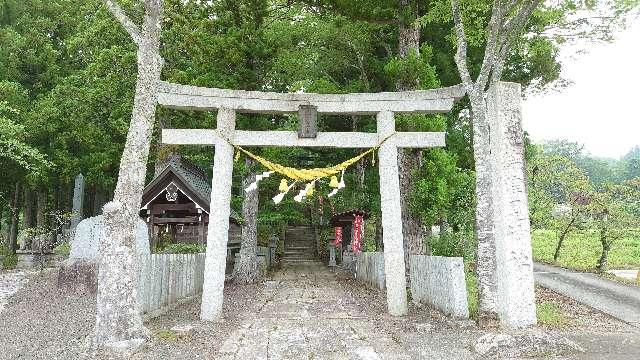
[158,81,536,327]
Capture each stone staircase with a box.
[281,226,317,263]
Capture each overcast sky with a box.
[522,21,640,159]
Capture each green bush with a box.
[54,241,70,256]
[427,231,476,261]
[160,243,206,254]
[0,247,18,269]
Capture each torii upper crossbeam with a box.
[159,81,465,320]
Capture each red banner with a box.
[333,227,342,246]
[352,214,364,253]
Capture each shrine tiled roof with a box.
[143,154,241,222]
[166,155,212,204]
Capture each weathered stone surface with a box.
[200,108,236,321]
[70,173,85,235]
[69,215,150,260]
[356,252,385,290]
[328,244,337,267]
[377,111,408,316]
[409,255,469,319]
[162,129,446,149]
[16,251,63,269]
[211,262,479,359]
[57,259,98,293]
[158,81,464,115]
[487,82,536,328]
[472,331,583,358]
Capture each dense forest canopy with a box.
[0,0,637,255]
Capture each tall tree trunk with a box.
[93,187,107,216]
[374,213,383,251]
[36,190,47,229]
[94,0,163,353]
[468,89,498,322]
[7,183,21,254]
[596,226,610,273]
[234,158,260,284]
[23,187,35,228]
[397,0,427,277]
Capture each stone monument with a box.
[70,173,85,237]
[58,215,150,293]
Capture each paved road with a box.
[534,262,640,326]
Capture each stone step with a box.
[284,246,313,250]
[283,253,315,258]
[285,242,315,247]
[280,257,317,263]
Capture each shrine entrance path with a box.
[213,262,478,360]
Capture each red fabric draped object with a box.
[352,214,364,253]
[334,227,342,246]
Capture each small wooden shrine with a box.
[330,209,369,251]
[139,154,240,249]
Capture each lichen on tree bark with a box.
[450,0,544,324]
[397,0,428,278]
[93,0,164,356]
[234,158,260,284]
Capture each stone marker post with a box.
[200,108,236,321]
[328,244,337,267]
[377,111,408,316]
[488,82,536,328]
[70,173,85,236]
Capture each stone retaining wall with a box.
[137,253,206,317]
[355,252,385,290]
[409,255,469,319]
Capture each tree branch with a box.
[490,0,543,83]
[103,0,142,46]
[476,0,507,91]
[451,0,473,91]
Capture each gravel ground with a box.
[0,270,31,314]
[133,282,263,360]
[1,266,638,359]
[535,285,632,331]
[0,269,95,360]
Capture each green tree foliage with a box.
[410,149,474,231]
[0,101,49,177]
[1,0,636,257]
[588,179,640,272]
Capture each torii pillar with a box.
[158,81,465,320]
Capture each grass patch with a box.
[53,241,70,256]
[465,266,478,320]
[156,330,178,341]
[536,302,568,327]
[532,229,640,271]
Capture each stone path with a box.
[534,262,640,326]
[215,262,478,360]
[0,270,31,314]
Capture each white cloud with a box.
[522,21,640,159]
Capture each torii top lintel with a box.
[158,81,465,115]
